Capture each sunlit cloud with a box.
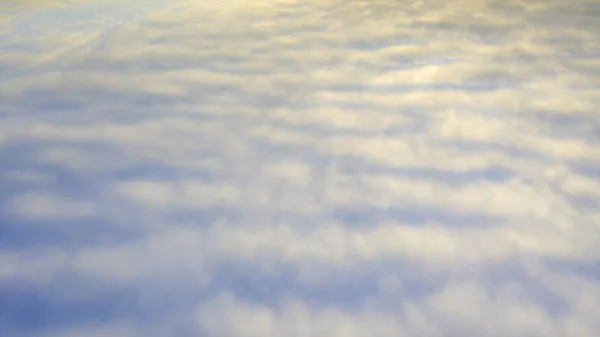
[1,0,599,336]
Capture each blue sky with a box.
[1,0,600,336]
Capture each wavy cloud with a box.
[1,0,599,336]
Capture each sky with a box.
[0,0,599,336]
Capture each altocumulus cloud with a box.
[1,0,600,336]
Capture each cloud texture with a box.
[1,0,599,336]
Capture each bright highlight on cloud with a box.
[1,0,599,336]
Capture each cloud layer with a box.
[1,0,599,336]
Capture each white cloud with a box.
[402,281,560,337]
[72,225,213,285]
[323,172,586,228]
[262,160,312,185]
[2,170,56,185]
[111,179,241,209]
[1,0,599,336]
[197,292,403,337]
[0,250,68,285]
[210,220,598,275]
[3,191,97,221]
[35,321,144,337]
[196,279,580,337]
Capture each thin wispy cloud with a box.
[1,0,599,336]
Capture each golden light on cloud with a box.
[0,0,120,10]
[1,0,599,336]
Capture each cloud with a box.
[0,250,68,285]
[210,220,597,275]
[0,0,99,10]
[1,0,599,336]
[197,291,404,337]
[39,324,140,337]
[111,179,241,209]
[71,226,213,285]
[195,275,598,337]
[3,191,97,221]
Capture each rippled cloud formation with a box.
[1,0,600,336]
